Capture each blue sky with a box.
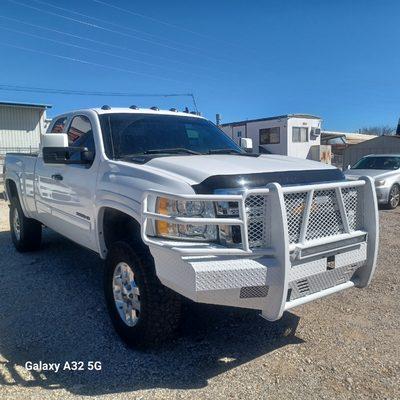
[0,0,399,131]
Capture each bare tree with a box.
[359,125,396,136]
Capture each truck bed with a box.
[4,153,38,215]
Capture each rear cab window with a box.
[50,117,68,133]
[66,115,96,165]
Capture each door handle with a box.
[51,174,63,181]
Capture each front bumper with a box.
[148,241,368,316]
[141,178,379,321]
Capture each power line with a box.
[0,42,186,83]
[0,84,199,110]
[0,15,217,74]
[0,24,213,81]
[29,0,208,54]
[7,0,231,64]
[91,0,236,46]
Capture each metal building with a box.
[0,101,51,180]
[0,101,51,152]
[321,131,377,168]
[343,135,400,168]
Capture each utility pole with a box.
[216,113,221,127]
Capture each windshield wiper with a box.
[208,148,243,155]
[143,148,201,155]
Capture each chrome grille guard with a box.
[141,176,379,321]
[142,178,375,257]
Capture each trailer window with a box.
[292,127,308,142]
[259,127,280,144]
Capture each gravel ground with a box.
[0,196,399,400]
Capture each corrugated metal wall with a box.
[343,136,400,167]
[0,105,43,149]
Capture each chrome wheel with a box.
[390,185,400,208]
[12,207,21,241]
[112,262,140,327]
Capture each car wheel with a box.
[104,241,182,349]
[10,197,42,252]
[387,184,400,209]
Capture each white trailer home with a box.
[220,114,322,159]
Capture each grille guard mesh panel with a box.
[246,186,362,249]
[305,189,344,241]
[245,194,269,248]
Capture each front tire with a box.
[104,241,182,348]
[387,184,400,209]
[10,198,42,252]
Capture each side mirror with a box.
[43,146,92,165]
[347,164,351,170]
[41,133,68,148]
[240,137,253,152]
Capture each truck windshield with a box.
[352,156,400,170]
[99,113,243,159]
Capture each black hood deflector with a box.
[192,169,345,194]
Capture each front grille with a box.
[245,186,362,249]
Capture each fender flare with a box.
[4,174,31,218]
[95,199,141,259]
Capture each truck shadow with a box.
[0,227,302,396]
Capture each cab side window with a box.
[67,115,96,164]
[50,117,67,133]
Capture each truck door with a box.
[35,114,98,251]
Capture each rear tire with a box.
[104,241,182,349]
[386,184,400,209]
[10,197,42,252]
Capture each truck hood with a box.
[146,154,344,193]
[344,169,397,180]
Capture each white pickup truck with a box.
[4,106,379,348]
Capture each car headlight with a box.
[375,179,386,187]
[155,197,218,241]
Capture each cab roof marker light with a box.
[150,106,159,111]
[129,105,139,110]
[101,105,111,110]
[169,108,178,112]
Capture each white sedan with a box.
[345,154,400,209]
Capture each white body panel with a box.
[4,108,379,320]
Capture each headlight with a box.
[375,179,386,187]
[155,197,217,241]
